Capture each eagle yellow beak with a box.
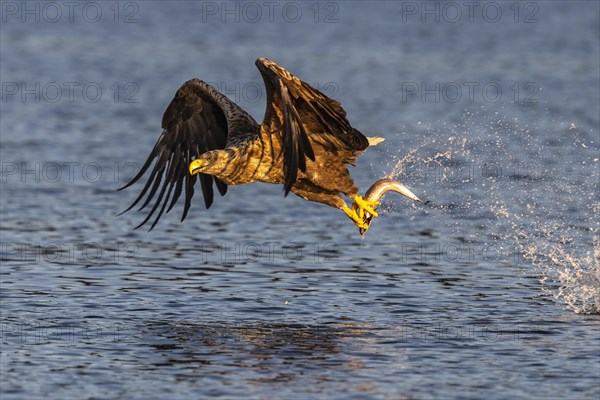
[189,160,203,175]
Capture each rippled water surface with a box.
[1,2,599,399]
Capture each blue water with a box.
[1,1,599,399]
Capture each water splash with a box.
[383,106,599,314]
[509,203,600,315]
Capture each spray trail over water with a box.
[383,106,599,314]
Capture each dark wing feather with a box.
[119,79,258,229]
[256,58,368,194]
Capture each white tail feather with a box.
[367,137,385,146]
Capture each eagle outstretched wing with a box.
[119,79,259,230]
[256,57,369,194]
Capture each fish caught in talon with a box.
[358,178,427,238]
[351,195,380,218]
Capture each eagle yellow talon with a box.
[351,202,364,219]
[351,195,379,218]
[342,206,369,230]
